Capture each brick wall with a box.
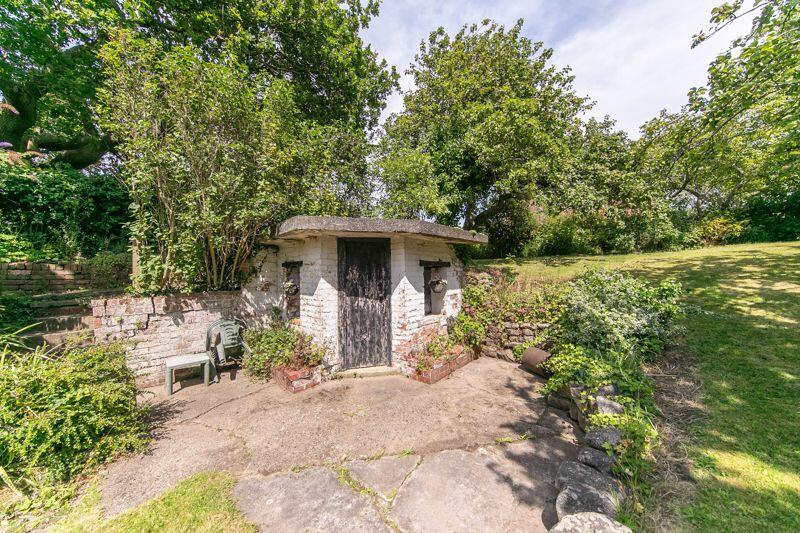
[0,262,90,294]
[93,235,467,386]
[92,292,270,386]
[391,236,464,374]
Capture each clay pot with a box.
[520,346,552,378]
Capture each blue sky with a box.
[362,0,751,137]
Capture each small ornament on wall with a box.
[429,277,448,294]
[283,280,300,297]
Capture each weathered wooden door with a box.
[338,238,391,369]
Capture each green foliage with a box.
[0,292,35,332]
[453,268,563,349]
[0,233,40,263]
[697,217,743,245]
[415,335,458,371]
[735,183,800,242]
[540,344,610,392]
[557,269,682,364]
[0,157,129,261]
[243,325,326,379]
[0,343,149,515]
[0,0,394,169]
[524,215,597,257]
[377,20,586,248]
[98,34,376,293]
[535,269,682,505]
[86,252,131,290]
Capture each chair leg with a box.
[166,368,173,396]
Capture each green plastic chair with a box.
[206,318,252,382]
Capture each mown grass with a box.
[51,472,255,533]
[485,242,800,532]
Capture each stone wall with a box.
[92,292,269,386]
[0,261,90,294]
[479,321,551,361]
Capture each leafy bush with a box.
[0,157,129,261]
[524,215,596,257]
[0,233,40,263]
[243,325,326,379]
[557,269,682,365]
[540,344,615,393]
[414,335,462,372]
[86,252,132,289]
[453,267,563,349]
[536,269,681,500]
[0,343,149,501]
[734,182,800,243]
[0,292,36,332]
[697,217,744,245]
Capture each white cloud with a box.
[553,0,752,137]
[362,0,754,137]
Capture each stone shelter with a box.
[92,216,487,386]
[242,216,488,375]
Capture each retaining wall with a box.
[0,262,90,294]
[91,292,270,386]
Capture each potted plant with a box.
[429,277,448,294]
[282,280,300,296]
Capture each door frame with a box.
[337,237,392,370]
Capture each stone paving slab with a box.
[344,455,420,500]
[391,447,555,533]
[97,357,582,530]
[234,468,390,533]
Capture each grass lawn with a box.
[486,241,800,532]
[51,472,255,533]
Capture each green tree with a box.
[377,20,587,241]
[97,34,372,293]
[0,0,395,169]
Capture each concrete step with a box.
[30,314,94,333]
[335,366,403,379]
[22,329,93,349]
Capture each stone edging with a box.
[547,384,633,532]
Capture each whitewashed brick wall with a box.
[91,292,268,386]
[92,234,464,385]
[390,236,464,373]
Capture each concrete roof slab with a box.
[276,216,488,244]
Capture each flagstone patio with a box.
[98,357,583,532]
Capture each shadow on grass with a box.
[480,244,800,530]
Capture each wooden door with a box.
[338,238,391,369]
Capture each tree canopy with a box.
[0,0,395,168]
[377,21,587,233]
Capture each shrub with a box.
[0,343,148,500]
[697,217,744,245]
[0,292,36,332]
[86,251,132,289]
[524,215,596,257]
[243,325,326,379]
[414,335,461,372]
[453,267,564,349]
[557,269,682,365]
[540,344,615,393]
[0,157,129,261]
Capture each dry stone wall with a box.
[479,321,550,361]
